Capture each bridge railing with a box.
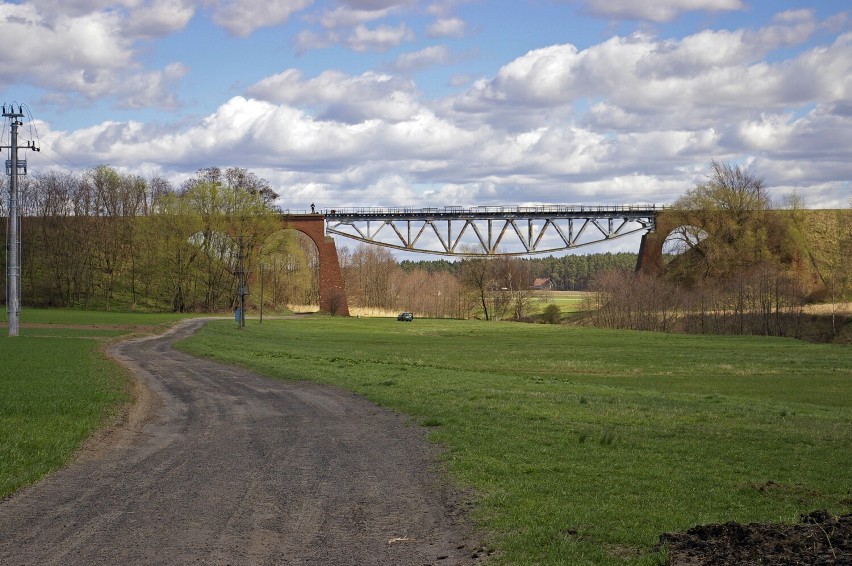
[321,204,667,216]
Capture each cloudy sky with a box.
[2,0,851,215]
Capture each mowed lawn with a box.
[0,309,189,498]
[179,317,852,565]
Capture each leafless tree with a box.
[459,256,494,320]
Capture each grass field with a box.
[0,309,191,498]
[178,317,852,565]
[532,290,592,314]
[1,308,193,327]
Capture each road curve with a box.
[0,319,479,565]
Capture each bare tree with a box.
[342,245,398,310]
[459,256,494,320]
[494,256,535,321]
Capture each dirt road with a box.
[0,319,479,565]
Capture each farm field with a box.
[179,316,852,565]
[532,290,592,313]
[0,309,191,498]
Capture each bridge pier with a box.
[636,211,674,275]
[282,215,350,316]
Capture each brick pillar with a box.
[636,211,674,275]
[282,215,350,316]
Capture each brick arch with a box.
[281,215,350,316]
[636,211,679,275]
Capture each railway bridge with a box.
[282,205,670,316]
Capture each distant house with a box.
[531,277,553,290]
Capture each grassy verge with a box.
[0,309,190,498]
[178,317,852,565]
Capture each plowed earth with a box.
[661,510,852,565]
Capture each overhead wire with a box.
[31,140,82,173]
[11,103,83,174]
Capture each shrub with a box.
[542,303,561,324]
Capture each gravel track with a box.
[0,319,479,565]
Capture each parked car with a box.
[397,312,414,322]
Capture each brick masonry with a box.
[282,215,350,316]
[636,211,674,275]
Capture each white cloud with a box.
[316,5,395,28]
[126,0,195,37]
[247,70,420,123]
[296,21,414,52]
[36,84,851,209]
[425,0,474,19]
[392,45,451,71]
[116,62,189,109]
[577,0,744,22]
[207,0,312,37]
[346,22,414,51]
[0,3,186,107]
[426,17,465,38]
[294,29,332,51]
[735,113,798,152]
[454,16,850,132]
[22,0,194,36]
[25,0,134,18]
[339,0,416,10]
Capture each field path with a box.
[0,319,477,565]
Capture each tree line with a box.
[400,252,637,291]
[346,249,637,320]
[1,166,315,312]
[586,161,852,339]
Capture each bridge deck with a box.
[320,204,666,221]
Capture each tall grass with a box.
[179,317,852,565]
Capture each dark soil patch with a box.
[660,510,852,565]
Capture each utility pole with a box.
[238,236,246,329]
[3,104,38,337]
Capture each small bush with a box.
[542,303,561,324]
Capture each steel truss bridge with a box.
[322,205,664,257]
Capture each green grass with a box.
[2,308,192,327]
[0,336,130,498]
[528,291,593,319]
[178,317,852,565]
[534,290,591,306]
[0,308,193,498]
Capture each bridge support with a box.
[282,215,350,316]
[636,211,675,275]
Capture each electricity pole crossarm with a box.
[3,104,40,337]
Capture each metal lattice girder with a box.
[323,205,662,256]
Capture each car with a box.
[397,312,414,322]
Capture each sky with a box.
[2,0,851,223]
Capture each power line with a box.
[31,140,82,173]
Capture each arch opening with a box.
[662,225,709,265]
[280,215,350,316]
